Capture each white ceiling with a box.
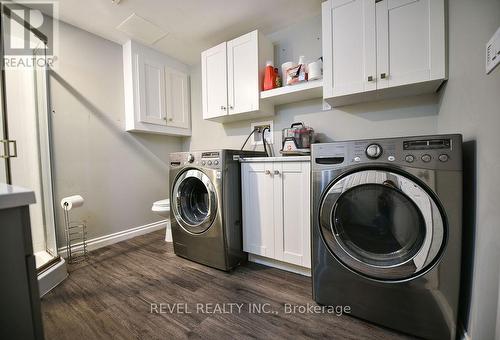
[47,0,323,65]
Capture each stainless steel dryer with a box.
[311,135,462,340]
[169,150,263,271]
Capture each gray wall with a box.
[437,0,500,338]
[185,15,439,156]
[49,21,183,245]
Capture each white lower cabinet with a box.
[241,161,311,273]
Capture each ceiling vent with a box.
[116,13,167,45]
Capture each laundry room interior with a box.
[0,0,499,339]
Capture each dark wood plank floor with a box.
[41,231,414,340]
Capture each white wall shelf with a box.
[260,79,323,105]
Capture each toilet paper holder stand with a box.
[63,202,89,264]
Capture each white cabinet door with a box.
[227,30,259,115]
[275,162,311,268]
[201,42,228,119]
[165,67,190,129]
[322,0,376,98]
[137,54,166,125]
[241,162,275,258]
[376,0,445,89]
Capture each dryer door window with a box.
[319,170,446,281]
[172,169,217,234]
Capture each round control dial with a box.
[365,144,383,159]
[405,155,415,163]
[438,154,449,162]
[421,154,432,163]
[187,154,195,163]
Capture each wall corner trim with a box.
[57,219,168,257]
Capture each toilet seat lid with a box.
[153,199,170,208]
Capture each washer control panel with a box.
[200,151,221,169]
[312,134,462,171]
[169,151,222,169]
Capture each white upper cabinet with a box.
[201,30,274,123]
[376,0,445,89]
[323,0,376,98]
[137,54,166,125]
[201,42,228,119]
[123,40,191,136]
[165,67,190,129]
[227,31,259,115]
[322,0,446,107]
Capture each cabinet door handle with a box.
[367,76,375,82]
[265,170,271,175]
[220,105,227,110]
[274,170,280,175]
[380,73,388,79]
[229,105,234,110]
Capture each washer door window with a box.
[319,170,445,281]
[173,169,217,234]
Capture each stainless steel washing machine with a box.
[311,135,462,340]
[169,150,263,271]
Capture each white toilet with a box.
[151,199,172,242]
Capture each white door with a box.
[137,53,166,125]
[322,0,376,98]
[376,0,441,88]
[241,162,275,257]
[201,42,228,119]
[227,30,259,115]
[165,67,190,129]
[275,162,311,268]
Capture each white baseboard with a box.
[38,258,67,297]
[248,254,311,277]
[58,219,168,257]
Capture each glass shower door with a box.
[0,75,8,183]
[1,7,59,271]
[33,40,58,264]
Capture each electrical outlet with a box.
[251,121,273,145]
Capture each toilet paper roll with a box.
[61,195,84,211]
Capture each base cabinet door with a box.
[242,161,311,271]
[241,162,275,258]
[275,162,311,268]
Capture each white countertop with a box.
[0,183,36,210]
[239,156,310,163]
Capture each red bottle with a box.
[263,61,275,91]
